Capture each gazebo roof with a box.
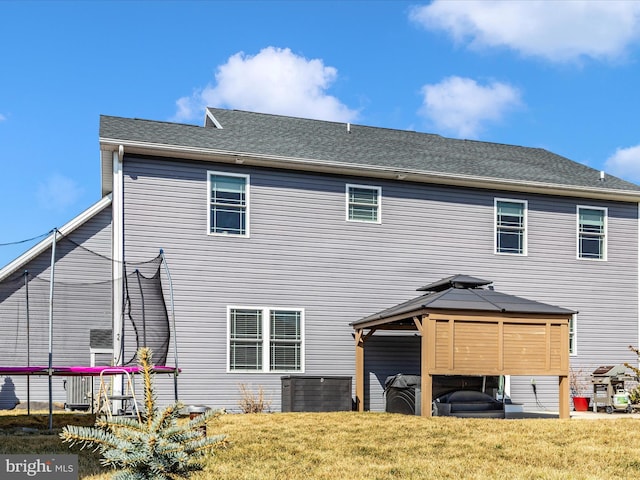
[351,275,575,329]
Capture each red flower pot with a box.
[573,396,590,411]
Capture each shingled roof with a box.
[99,108,640,200]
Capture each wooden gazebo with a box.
[351,275,574,418]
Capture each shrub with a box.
[238,384,271,413]
[569,368,589,396]
[60,348,226,479]
[625,345,640,404]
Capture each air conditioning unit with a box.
[64,376,91,411]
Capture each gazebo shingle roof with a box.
[351,276,575,328]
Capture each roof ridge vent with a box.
[417,274,492,292]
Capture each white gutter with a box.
[99,137,640,204]
[0,195,113,282]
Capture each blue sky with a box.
[1,0,640,268]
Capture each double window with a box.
[208,172,249,236]
[577,206,606,260]
[228,307,304,372]
[346,184,381,223]
[495,199,527,255]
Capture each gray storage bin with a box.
[281,376,352,412]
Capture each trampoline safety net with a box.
[124,256,170,366]
[0,234,171,369]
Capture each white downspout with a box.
[112,146,125,407]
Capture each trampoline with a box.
[0,365,178,376]
[0,228,181,429]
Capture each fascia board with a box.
[101,148,114,197]
[0,195,113,282]
[350,309,431,330]
[99,137,640,204]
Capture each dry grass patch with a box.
[0,410,96,430]
[198,412,640,480]
[3,411,640,479]
[0,410,103,477]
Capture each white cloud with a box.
[604,145,640,182]
[37,174,85,212]
[173,47,359,123]
[419,76,522,138]
[0,113,6,122]
[410,1,640,63]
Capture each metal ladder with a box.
[97,368,141,422]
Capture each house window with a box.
[229,309,263,370]
[228,307,303,372]
[208,172,249,236]
[346,184,381,223]
[270,310,302,371]
[569,314,577,355]
[495,199,527,255]
[577,206,606,260]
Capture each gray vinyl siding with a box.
[121,155,638,413]
[0,207,112,407]
[364,336,421,412]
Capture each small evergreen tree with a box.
[61,348,226,479]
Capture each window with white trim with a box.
[495,199,527,255]
[208,172,249,236]
[228,307,303,372]
[346,184,381,223]
[577,206,606,260]
[569,314,577,355]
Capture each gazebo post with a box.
[559,375,570,419]
[418,315,433,417]
[355,329,365,412]
[559,316,571,419]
